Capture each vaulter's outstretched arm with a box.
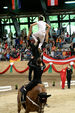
[27,23,37,40]
[46,23,51,33]
[45,23,51,43]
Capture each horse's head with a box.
[38,92,51,104]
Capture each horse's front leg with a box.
[38,110,44,113]
[38,106,44,113]
[25,111,29,113]
[17,102,21,113]
[25,110,29,113]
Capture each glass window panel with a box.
[2,19,4,21]
[30,17,38,22]
[71,22,75,34]
[1,19,9,24]
[20,25,28,35]
[60,15,69,20]
[30,16,45,22]
[4,26,10,34]
[1,19,4,24]
[51,23,58,31]
[33,17,38,22]
[70,15,75,19]
[17,18,19,22]
[20,17,28,23]
[62,22,69,33]
[62,22,69,27]
[11,26,15,35]
[49,16,58,21]
[5,19,9,24]
[10,19,13,23]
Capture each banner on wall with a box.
[12,0,21,10]
[47,0,58,6]
[43,53,75,65]
[10,55,20,63]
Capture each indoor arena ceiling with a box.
[0,0,75,18]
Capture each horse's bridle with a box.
[26,96,40,108]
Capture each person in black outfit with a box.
[28,56,36,81]
[27,37,41,81]
[66,65,73,89]
[28,37,40,59]
[20,57,46,102]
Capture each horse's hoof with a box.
[45,104,50,108]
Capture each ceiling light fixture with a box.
[65,1,75,4]
[3,6,8,9]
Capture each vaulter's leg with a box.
[20,86,27,103]
[20,81,38,102]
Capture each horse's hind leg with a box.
[17,102,21,113]
[17,94,21,113]
[38,111,44,113]
[25,110,29,113]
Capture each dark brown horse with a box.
[17,84,51,113]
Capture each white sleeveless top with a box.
[37,21,46,33]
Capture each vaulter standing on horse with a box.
[27,36,41,81]
[27,15,51,50]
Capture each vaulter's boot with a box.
[21,88,27,103]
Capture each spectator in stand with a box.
[6,50,10,61]
[65,32,70,43]
[61,37,65,47]
[54,48,62,59]
[24,28,27,43]
[15,37,20,49]
[56,37,59,47]
[54,49,58,59]
[20,36,23,47]
[0,41,2,61]
[51,44,56,51]
[66,48,71,57]
[66,32,70,37]
[72,34,75,44]
[71,33,75,49]
[57,27,61,36]
[73,48,75,55]
[4,41,8,49]
[52,40,55,46]
[61,32,65,39]
[56,36,62,48]
[48,39,52,51]
[10,46,17,58]
[50,50,54,58]
[59,37,62,48]
[7,37,11,47]
[52,27,57,42]
[70,43,74,56]
[45,44,50,55]
[62,49,67,59]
